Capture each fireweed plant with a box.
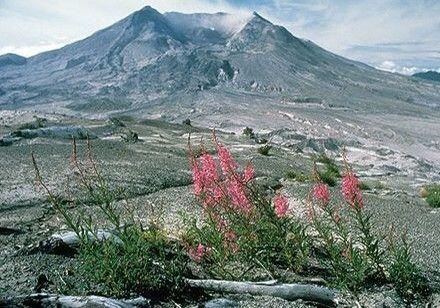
[185,136,429,299]
[184,135,310,279]
[32,135,429,301]
[32,139,188,299]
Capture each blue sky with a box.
[0,0,439,75]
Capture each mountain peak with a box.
[138,5,158,13]
[251,12,272,24]
[131,5,162,23]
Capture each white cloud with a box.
[376,60,440,75]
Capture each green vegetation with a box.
[242,126,255,139]
[388,233,430,301]
[314,153,340,187]
[30,138,431,304]
[421,184,440,207]
[77,225,187,298]
[257,144,272,156]
[32,139,188,299]
[19,116,47,130]
[285,169,309,182]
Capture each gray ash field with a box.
[0,112,440,306]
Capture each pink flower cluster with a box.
[189,140,256,259]
[309,165,364,218]
[341,171,363,208]
[312,182,330,206]
[188,243,211,263]
[190,142,254,212]
[273,194,289,217]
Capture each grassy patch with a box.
[388,234,431,301]
[285,170,309,182]
[76,225,188,298]
[314,153,340,187]
[421,184,440,207]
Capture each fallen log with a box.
[21,229,122,256]
[0,293,149,307]
[185,278,338,306]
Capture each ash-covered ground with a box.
[1,110,440,306]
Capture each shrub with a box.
[388,233,430,301]
[109,117,126,127]
[182,118,192,126]
[121,130,140,143]
[318,170,337,187]
[32,139,188,299]
[78,225,188,298]
[19,116,47,130]
[309,169,387,290]
[422,184,440,207]
[31,135,430,302]
[314,153,340,187]
[285,170,309,182]
[257,145,272,156]
[315,153,340,178]
[186,137,309,279]
[242,126,255,139]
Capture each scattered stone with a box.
[204,298,238,308]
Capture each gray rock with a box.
[204,298,238,308]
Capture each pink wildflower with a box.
[242,162,255,183]
[217,144,238,176]
[199,153,218,186]
[312,182,330,206]
[273,194,289,217]
[191,161,203,195]
[188,243,210,262]
[341,171,363,208]
[227,177,251,211]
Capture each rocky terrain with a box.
[0,111,439,307]
[0,5,440,307]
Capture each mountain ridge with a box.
[0,5,439,118]
[413,71,440,82]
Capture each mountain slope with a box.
[0,53,27,68]
[413,71,440,82]
[0,6,439,115]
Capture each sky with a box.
[0,0,439,75]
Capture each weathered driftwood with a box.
[23,230,122,256]
[185,279,338,306]
[0,293,149,307]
